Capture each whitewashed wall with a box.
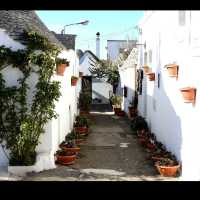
[119,67,136,113]
[118,48,137,113]
[0,29,79,170]
[137,11,200,180]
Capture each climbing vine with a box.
[0,30,63,166]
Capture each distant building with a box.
[107,40,137,61]
[79,50,113,104]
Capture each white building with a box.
[107,39,137,62]
[137,11,200,180]
[118,48,138,114]
[78,33,113,105]
[0,11,80,175]
[79,50,113,104]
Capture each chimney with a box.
[96,32,100,58]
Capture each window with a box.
[158,73,160,89]
[124,86,128,98]
[178,11,186,26]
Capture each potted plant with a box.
[143,65,150,74]
[74,115,89,135]
[78,92,92,113]
[146,72,155,81]
[130,116,148,135]
[55,149,76,165]
[110,95,122,114]
[71,76,79,86]
[180,87,196,103]
[128,93,138,119]
[165,64,179,78]
[65,130,86,145]
[56,58,69,76]
[155,158,180,177]
[116,110,125,117]
[59,140,80,154]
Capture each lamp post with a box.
[61,20,89,34]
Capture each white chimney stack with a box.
[96,32,100,58]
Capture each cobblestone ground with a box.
[22,105,180,181]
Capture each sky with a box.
[36,11,144,59]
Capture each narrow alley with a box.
[22,105,179,181]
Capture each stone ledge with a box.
[8,152,56,177]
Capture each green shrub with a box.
[130,116,148,132]
[110,95,122,106]
[74,115,89,127]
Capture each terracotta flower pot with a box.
[146,72,155,81]
[180,87,196,103]
[75,139,86,145]
[61,146,80,154]
[155,163,180,177]
[56,64,67,76]
[146,143,156,151]
[113,107,121,114]
[143,65,150,74]
[128,107,137,118]
[56,152,76,165]
[74,127,89,134]
[138,138,147,146]
[116,110,125,117]
[80,111,90,115]
[165,64,179,78]
[71,78,78,86]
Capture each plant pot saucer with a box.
[56,160,75,165]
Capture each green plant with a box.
[156,158,178,166]
[65,130,85,141]
[74,116,89,127]
[110,95,122,106]
[78,92,92,111]
[71,76,78,80]
[0,30,62,166]
[89,59,119,94]
[55,58,69,65]
[130,116,148,133]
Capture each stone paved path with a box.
[22,107,180,181]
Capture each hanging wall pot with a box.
[56,59,70,76]
[146,72,155,81]
[165,64,179,79]
[143,65,150,74]
[71,76,78,86]
[56,64,67,76]
[180,87,196,103]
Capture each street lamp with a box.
[61,20,89,34]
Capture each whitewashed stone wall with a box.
[137,11,200,180]
[0,29,79,171]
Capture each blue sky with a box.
[36,11,144,59]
